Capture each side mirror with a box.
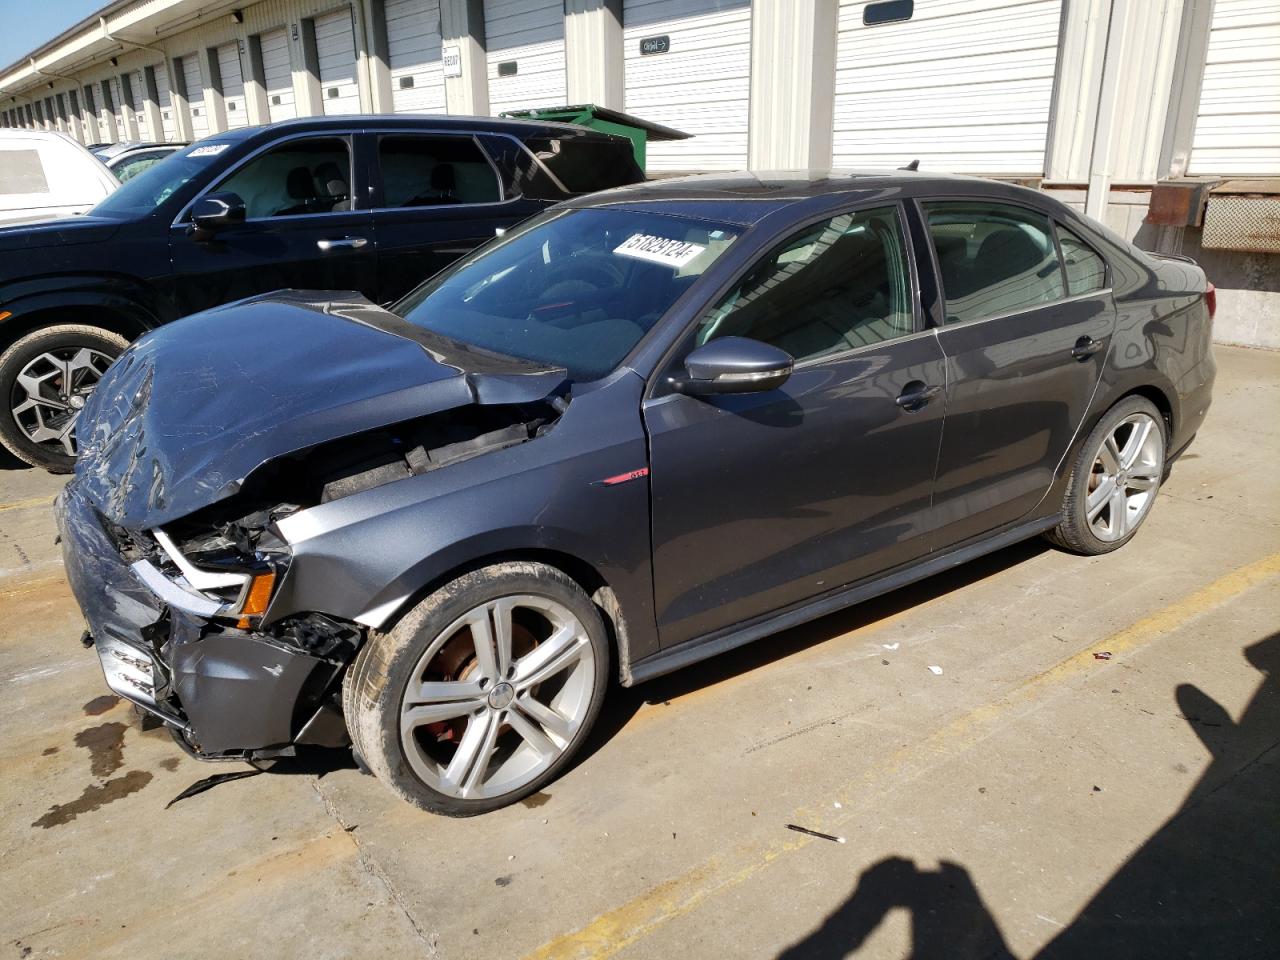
[669,336,794,396]
[190,192,246,238]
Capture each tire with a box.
[0,324,129,473]
[1046,396,1167,555]
[343,561,611,816]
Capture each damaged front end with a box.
[57,290,570,761]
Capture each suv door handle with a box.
[895,381,941,412]
[317,237,368,252]
[1071,336,1105,361]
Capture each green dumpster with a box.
[498,104,689,170]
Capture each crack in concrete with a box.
[310,776,439,956]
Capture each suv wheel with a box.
[0,324,128,473]
[344,562,610,816]
[1046,396,1167,555]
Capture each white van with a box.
[0,130,119,227]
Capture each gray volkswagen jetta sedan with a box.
[56,172,1216,815]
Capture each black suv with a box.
[0,116,643,470]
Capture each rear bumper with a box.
[56,484,346,757]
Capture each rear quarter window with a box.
[521,137,642,196]
[0,149,50,195]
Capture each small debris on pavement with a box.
[165,769,262,809]
[786,824,846,844]
[927,665,943,675]
[882,642,900,651]
[833,801,842,809]
[1092,785,1102,793]
[1093,651,1113,660]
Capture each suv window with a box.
[0,150,48,195]
[924,201,1064,324]
[522,137,643,195]
[378,135,500,208]
[1056,224,1108,294]
[215,137,351,220]
[695,205,914,363]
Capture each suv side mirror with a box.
[669,337,794,396]
[191,192,246,237]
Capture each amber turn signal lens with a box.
[0,311,11,322]
[236,571,277,628]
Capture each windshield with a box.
[90,141,236,218]
[395,208,741,381]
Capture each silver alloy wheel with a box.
[1086,411,1164,542]
[10,347,114,456]
[399,594,596,800]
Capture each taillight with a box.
[1205,282,1216,321]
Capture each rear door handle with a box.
[1071,336,1105,361]
[317,237,368,252]
[895,381,942,412]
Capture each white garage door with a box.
[316,7,361,116]
[484,0,566,116]
[1188,0,1280,176]
[261,28,297,122]
[387,0,446,114]
[130,70,150,138]
[217,42,249,128]
[833,0,1062,174]
[154,62,178,141]
[181,55,210,139]
[623,0,752,172]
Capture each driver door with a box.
[169,134,376,317]
[643,204,948,648]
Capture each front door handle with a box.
[1071,335,1105,361]
[895,381,941,412]
[317,237,368,252]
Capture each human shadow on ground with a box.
[774,632,1280,959]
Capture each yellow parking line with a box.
[523,550,1280,960]
[0,494,55,514]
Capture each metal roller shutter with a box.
[484,0,567,116]
[315,7,361,116]
[181,55,209,139]
[130,70,149,137]
[261,28,297,122]
[623,0,752,172]
[217,42,249,129]
[1188,0,1280,176]
[154,62,178,141]
[833,0,1063,174]
[387,0,446,114]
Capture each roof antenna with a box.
[900,159,920,171]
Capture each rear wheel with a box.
[344,562,610,816]
[1046,396,1166,555]
[0,324,128,472]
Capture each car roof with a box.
[566,170,1058,226]
[206,113,624,144]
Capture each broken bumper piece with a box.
[55,483,353,758]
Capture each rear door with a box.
[169,133,376,316]
[369,132,540,303]
[918,199,1115,549]
[644,203,947,648]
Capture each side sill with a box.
[626,513,1062,687]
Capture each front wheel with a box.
[1046,396,1167,555]
[0,324,128,472]
[343,562,610,816]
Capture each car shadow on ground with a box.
[0,446,29,471]
[574,537,1051,772]
[772,631,1280,959]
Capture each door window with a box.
[213,137,352,220]
[1056,224,1108,294]
[695,206,914,362]
[377,135,500,208]
[924,201,1064,324]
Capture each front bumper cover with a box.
[56,483,347,756]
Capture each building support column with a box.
[243,35,271,126]
[142,66,164,140]
[170,56,196,141]
[565,0,623,109]
[1158,0,1215,179]
[441,0,488,116]
[299,18,326,116]
[747,0,839,169]
[117,74,140,139]
[97,80,120,142]
[362,0,395,113]
[203,46,228,133]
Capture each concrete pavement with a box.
[1,345,1277,959]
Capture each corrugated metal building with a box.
[0,0,1276,344]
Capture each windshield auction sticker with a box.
[614,234,706,268]
[188,144,230,157]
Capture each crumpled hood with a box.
[73,291,566,529]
